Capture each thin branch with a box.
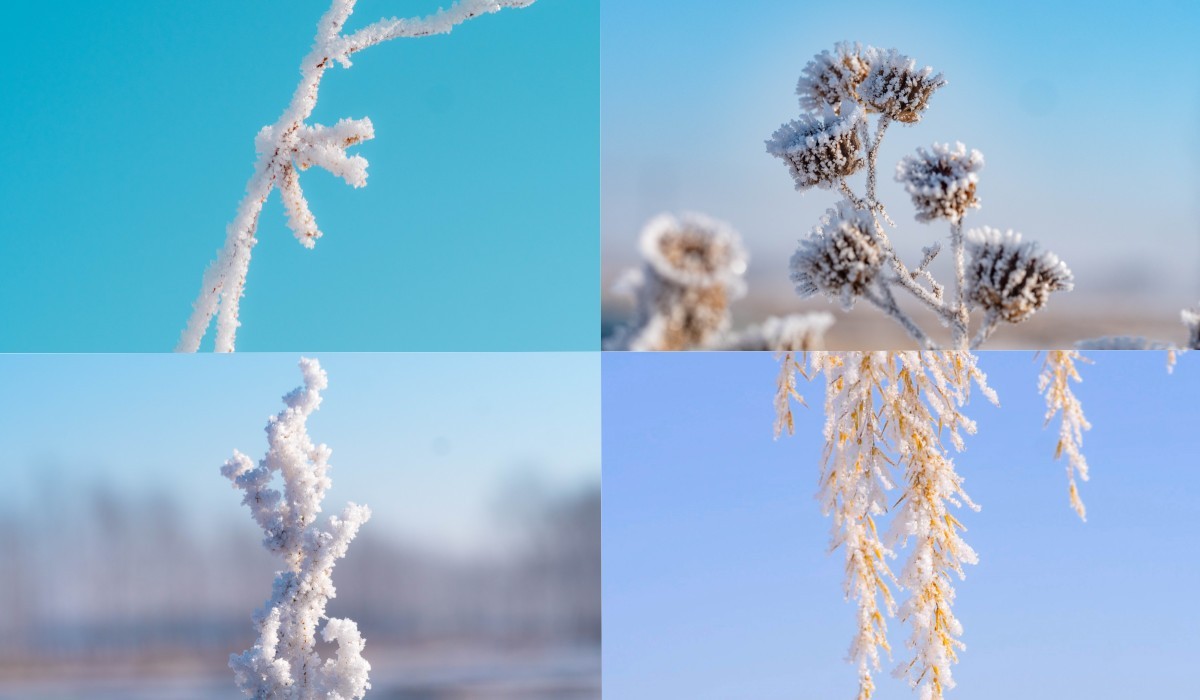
[864,287,937,350]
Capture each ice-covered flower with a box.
[797,42,878,114]
[965,228,1073,323]
[857,49,946,123]
[767,106,866,191]
[895,142,983,223]
[791,200,883,309]
[612,213,748,350]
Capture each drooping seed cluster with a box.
[791,200,884,308]
[858,49,946,124]
[796,42,877,114]
[767,107,866,191]
[895,142,984,223]
[965,228,1074,323]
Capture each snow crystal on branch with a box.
[767,106,866,191]
[965,228,1074,324]
[178,0,537,353]
[895,143,983,224]
[222,357,372,699]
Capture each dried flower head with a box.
[611,213,748,350]
[965,228,1073,324]
[791,200,884,309]
[895,142,983,223]
[767,106,866,191]
[857,49,946,124]
[797,42,878,114]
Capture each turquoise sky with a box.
[603,350,1199,699]
[0,352,600,554]
[602,0,1200,316]
[0,0,598,351]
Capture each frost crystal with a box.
[611,213,748,351]
[222,357,372,699]
[767,106,866,191]
[797,42,878,114]
[965,228,1073,324]
[895,143,983,223]
[858,50,945,124]
[791,200,883,309]
[721,312,835,351]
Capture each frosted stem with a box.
[950,219,969,351]
[864,287,937,350]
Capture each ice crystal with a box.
[791,200,884,308]
[222,357,371,699]
[767,106,866,191]
[895,143,983,223]
[965,228,1073,324]
[797,42,878,114]
[1038,351,1092,520]
[858,50,945,124]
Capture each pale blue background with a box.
[0,0,598,351]
[603,351,1200,699]
[602,0,1200,329]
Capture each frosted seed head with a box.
[767,106,867,191]
[797,42,879,114]
[790,200,884,309]
[895,142,984,223]
[965,228,1074,323]
[639,212,748,290]
[858,49,946,123]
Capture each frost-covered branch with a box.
[768,43,1074,350]
[222,357,371,698]
[178,0,536,352]
[1037,351,1092,520]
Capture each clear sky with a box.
[602,350,1200,699]
[0,0,598,352]
[0,352,600,555]
[602,0,1200,315]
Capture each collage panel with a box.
[601,0,1199,351]
[603,350,1198,699]
[0,352,600,699]
[0,0,599,353]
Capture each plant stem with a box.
[865,286,937,350]
[950,218,969,350]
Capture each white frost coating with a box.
[719,312,835,352]
[895,143,983,223]
[965,228,1073,325]
[857,49,945,124]
[797,42,878,114]
[766,106,866,191]
[1183,304,1200,350]
[791,200,884,309]
[223,358,372,699]
[177,0,537,353]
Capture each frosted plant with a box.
[768,44,1074,350]
[773,350,1117,699]
[222,357,371,698]
[1077,300,1200,356]
[178,0,538,352]
[609,212,834,351]
[1185,303,1200,349]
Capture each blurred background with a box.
[0,353,600,699]
[601,0,1200,348]
[602,351,1200,699]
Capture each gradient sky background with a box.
[602,0,1200,320]
[0,0,598,352]
[0,352,599,555]
[603,350,1200,699]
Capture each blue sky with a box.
[0,0,598,352]
[603,350,1200,699]
[0,352,600,554]
[602,0,1200,316]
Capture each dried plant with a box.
[767,44,1074,351]
[609,212,834,352]
[178,0,537,352]
[222,357,371,698]
[774,350,1109,700]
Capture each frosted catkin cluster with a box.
[222,357,372,699]
[965,228,1074,324]
[1038,351,1092,520]
[767,42,1074,350]
[791,200,884,308]
[178,0,538,353]
[895,143,983,223]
